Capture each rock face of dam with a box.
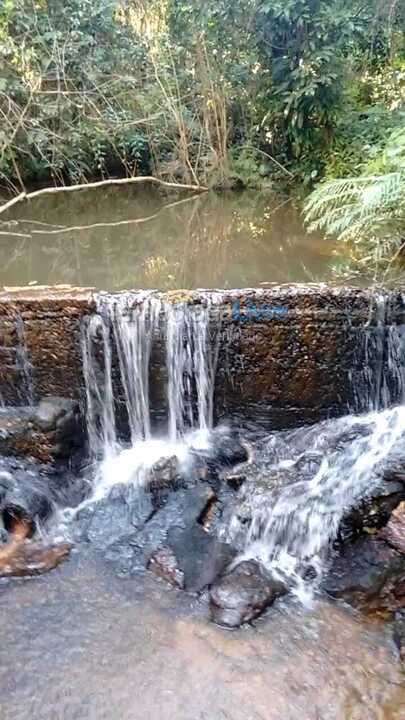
[0,285,404,433]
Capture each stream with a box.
[0,190,404,719]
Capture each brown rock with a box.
[380,502,405,554]
[210,559,287,628]
[0,540,71,577]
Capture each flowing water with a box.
[0,550,404,720]
[0,232,404,715]
[0,188,352,290]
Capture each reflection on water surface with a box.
[0,188,340,290]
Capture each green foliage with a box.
[0,0,404,193]
[304,128,405,273]
[0,0,150,185]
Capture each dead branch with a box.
[0,176,208,218]
[0,193,202,238]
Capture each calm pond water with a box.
[0,548,404,720]
[0,188,342,290]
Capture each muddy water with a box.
[0,189,343,290]
[0,548,403,720]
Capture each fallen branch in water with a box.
[0,192,26,216]
[0,176,208,217]
[0,193,202,238]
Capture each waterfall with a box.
[226,310,405,597]
[15,314,34,406]
[166,299,219,440]
[81,313,117,457]
[235,405,405,597]
[80,288,405,595]
[350,293,405,413]
[81,292,221,458]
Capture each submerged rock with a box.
[324,537,405,610]
[209,559,287,628]
[0,539,71,577]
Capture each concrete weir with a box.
[0,284,404,431]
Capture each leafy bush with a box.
[304,128,405,273]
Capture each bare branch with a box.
[0,177,208,217]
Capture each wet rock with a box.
[380,501,405,554]
[0,471,53,535]
[148,455,184,508]
[340,480,405,542]
[324,537,405,607]
[75,484,153,549]
[164,524,236,593]
[135,485,216,564]
[0,397,83,462]
[0,540,71,577]
[149,456,181,489]
[148,547,185,589]
[211,429,249,468]
[209,559,287,628]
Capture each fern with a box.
[304,129,405,273]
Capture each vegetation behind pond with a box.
[0,1,404,276]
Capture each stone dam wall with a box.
[0,285,404,431]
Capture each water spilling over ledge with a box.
[0,282,405,719]
[0,283,405,630]
[1,284,405,428]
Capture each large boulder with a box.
[324,537,405,611]
[209,559,287,628]
[148,524,236,593]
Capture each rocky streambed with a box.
[0,397,405,672]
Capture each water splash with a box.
[82,292,221,458]
[233,405,405,601]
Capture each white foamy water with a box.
[79,292,221,504]
[235,404,405,602]
[90,428,213,504]
[81,292,221,455]
[78,289,405,601]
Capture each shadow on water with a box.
[0,188,344,290]
[0,548,404,720]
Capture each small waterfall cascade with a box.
[81,291,221,465]
[233,406,405,598]
[15,314,34,406]
[229,309,405,597]
[79,288,405,596]
[166,297,219,440]
[350,293,405,413]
